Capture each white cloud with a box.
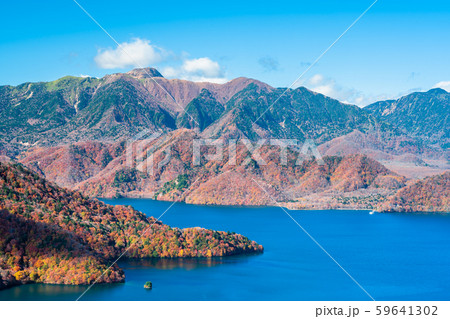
[298,74,388,107]
[307,74,325,86]
[95,38,165,69]
[183,76,228,84]
[182,58,221,78]
[79,74,95,78]
[162,57,227,83]
[160,66,178,78]
[93,37,227,83]
[433,81,450,92]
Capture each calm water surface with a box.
[1,199,449,301]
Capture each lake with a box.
[1,199,449,301]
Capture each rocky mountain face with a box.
[365,88,449,147]
[0,162,263,289]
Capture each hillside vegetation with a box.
[0,162,263,289]
[379,171,449,212]
[19,129,406,209]
[365,88,449,147]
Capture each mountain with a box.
[19,130,407,209]
[378,171,449,212]
[1,67,444,160]
[203,84,372,142]
[0,73,175,147]
[0,162,263,289]
[1,68,448,211]
[133,71,272,115]
[0,68,271,154]
[199,84,446,167]
[186,153,407,209]
[365,88,449,147]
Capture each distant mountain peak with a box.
[427,87,448,94]
[126,67,163,79]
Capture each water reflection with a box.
[119,255,257,271]
[0,255,259,301]
[0,282,121,301]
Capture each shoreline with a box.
[99,197,450,214]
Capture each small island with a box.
[144,281,152,289]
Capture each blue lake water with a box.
[1,199,449,301]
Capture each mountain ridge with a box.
[365,88,449,147]
[1,68,448,212]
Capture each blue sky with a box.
[1,0,449,105]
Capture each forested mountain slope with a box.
[379,171,449,212]
[0,162,263,289]
[365,88,449,147]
